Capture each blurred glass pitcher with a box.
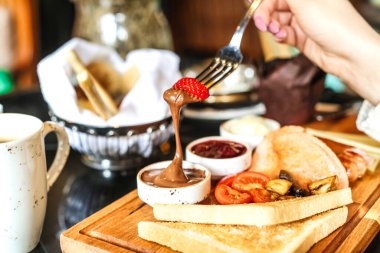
[71,0,173,57]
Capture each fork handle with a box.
[229,0,262,49]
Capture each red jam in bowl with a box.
[190,140,247,159]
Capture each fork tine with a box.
[196,58,221,82]
[202,61,232,86]
[197,59,225,84]
[204,63,237,89]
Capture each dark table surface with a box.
[0,90,379,253]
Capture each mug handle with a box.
[43,121,70,191]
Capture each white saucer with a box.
[183,103,266,121]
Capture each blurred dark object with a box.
[0,90,49,121]
[314,88,362,121]
[319,88,362,105]
[58,169,136,230]
[162,0,263,64]
[38,0,75,58]
[259,54,325,125]
[72,0,173,57]
[357,0,380,30]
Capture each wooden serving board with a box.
[60,116,380,253]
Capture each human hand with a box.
[253,0,380,105]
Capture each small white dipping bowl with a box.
[137,160,211,206]
[186,136,252,180]
[220,115,280,149]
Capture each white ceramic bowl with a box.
[137,160,211,206]
[220,115,280,149]
[186,136,252,180]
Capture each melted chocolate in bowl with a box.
[144,88,202,188]
[191,140,247,159]
[141,168,206,188]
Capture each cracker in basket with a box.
[68,49,141,118]
[87,61,123,102]
[87,62,140,106]
[67,50,119,120]
[122,64,140,94]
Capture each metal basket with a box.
[49,112,173,171]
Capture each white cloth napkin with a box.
[37,38,181,127]
[357,100,380,142]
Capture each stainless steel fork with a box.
[196,0,262,89]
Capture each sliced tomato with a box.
[215,184,252,205]
[231,171,270,193]
[216,174,237,187]
[250,188,277,203]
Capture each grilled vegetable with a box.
[266,179,292,195]
[279,170,310,197]
[308,175,337,195]
[250,188,279,203]
[279,170,293,182]
[291,185,311,197]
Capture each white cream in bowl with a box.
[186,136,252,180]
[137,161,211,206]
[220,115,280,149]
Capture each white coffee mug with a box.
[0,113,70,252]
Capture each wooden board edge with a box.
[60,234,109,253]
[336,196,380,253]
[62,190,139,237]
[310,184,380,253]
[60,232,135,253]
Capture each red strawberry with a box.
[172,77,210,100]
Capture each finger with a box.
[269,20,280,34]
[253,0,290,31]
[275,17,308,51]
[269,11,292,33]
[275,26,297,47]
[254,16,268,32]
[272,28,288,44]
[274,29,287,41]
[272,11,293,27]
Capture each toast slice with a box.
[139,206,348,253]
[153,188,352,226]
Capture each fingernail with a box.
[275,30,287,39]
[269,22,279,34]
[254,16,267,32]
